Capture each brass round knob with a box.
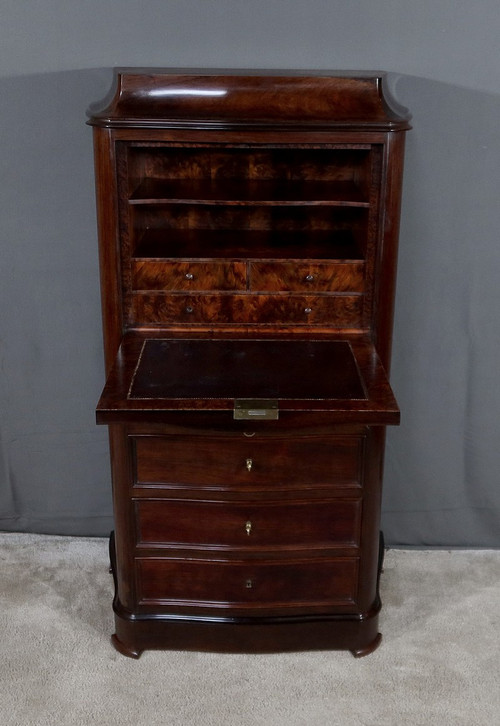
[304,307,312,314]
[305,274,314,282]
[185,272,194,280]
[185,306,194,313]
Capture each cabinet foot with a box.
[350,632,382,658]
[111,634,142,659]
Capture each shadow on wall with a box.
[384,74,500,547]
[0,69,113,536]
[0,68,499,546]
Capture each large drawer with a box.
[135,498,362,549]
[133,434,364,489]
[136,557,358,608]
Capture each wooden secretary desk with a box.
[88,69,410,658]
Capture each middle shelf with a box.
[129,178,371,207]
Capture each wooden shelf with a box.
[129,179,370,207]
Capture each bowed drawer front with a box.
[136,558,359,611]
[135,498,362,549]
[133,433,364,489]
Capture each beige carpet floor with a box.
[0,533,498,726]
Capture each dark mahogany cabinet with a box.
[88,70,410,658]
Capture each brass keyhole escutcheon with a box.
[245,521,252,536]
[246,458,253,472]
[245,579,253,589]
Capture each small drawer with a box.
[131,293,363,327]
[132,260,246,291]
[131,293,228,324]
[235,294,363,326]
[136,557,358,608]
[135,498,362,549]
[133,434,364,489]
[249,262,365,293]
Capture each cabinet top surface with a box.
[87,68,411,131]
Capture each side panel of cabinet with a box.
[372,132,407,372]
[92,129,123,374]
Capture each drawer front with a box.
[233,294,363,326]
[134,435,364,489]
[249,261,365,293]
[136,498,362,549]
[132,260,246,291]
[136,557,358,608]
[131,292,363,327]
[132,293,228,324]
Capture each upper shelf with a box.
[87,69,411,132]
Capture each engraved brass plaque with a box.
[234,399,279,420]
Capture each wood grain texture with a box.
[132,260,246,291]
[130,292,363,326]
[87,70,411,131]
[249,261,365,292]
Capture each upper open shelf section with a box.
[126,146,372,208]
[88,70,410,344]
[87,69,411,131]
[123,144,374,265]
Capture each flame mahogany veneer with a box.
[88,69,410,658]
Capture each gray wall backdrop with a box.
[1,1,499,546]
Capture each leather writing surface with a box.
[128,339,366,401]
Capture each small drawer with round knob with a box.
[245,294,363,326]
[132,294,228,324]
[132,260,246,292]
[249,262,365,293]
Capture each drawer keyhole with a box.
[245,521,252,536]
[245,579,253,589]
[246,458,253,472]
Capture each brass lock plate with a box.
[233,399,279,420]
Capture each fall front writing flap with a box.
[96,335,399,425]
